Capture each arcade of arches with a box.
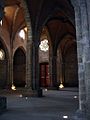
[0,0,90,119]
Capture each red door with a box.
[40,63,50,87]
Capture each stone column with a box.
[78,0,90,119]
[71,0,88,119]
[52,55,57,89]
[49,56,53,87]
[6,58,12,88]
[9,52,13,88]
[23,36,34,96]
[32,41,39,89]
[82,0,90,119]
[26,39,32,88]
[25,19,32,89]
[32,39,42,97]
[21,0,34,94]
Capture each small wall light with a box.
[59,82,64,89]
[11,84,16,91]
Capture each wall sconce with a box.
[11,83,16,91]
[59,82,64,89]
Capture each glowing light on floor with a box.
[25,97,28,99]
[45,88,48,91]
[20,94,23,97]
[63,116,68,119]
[74,96,77,99]
[59,82,64,89]
[11,84,16,90]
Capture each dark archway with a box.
[13,48,26,87]
[64,43,78,87]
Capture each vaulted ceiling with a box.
[3,0,25,36]
[3,0,76,53]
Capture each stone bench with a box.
[0,96,7,114]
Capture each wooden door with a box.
[40,63,50,87]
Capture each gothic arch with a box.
[16,0,33,88]
[13,46,26,56]
[13,47,26,87]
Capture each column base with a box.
[0,96,7,114]
[22,88,43,97]
[0,87,43,97]
[72,109,87,120]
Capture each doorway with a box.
[40,62,50,88]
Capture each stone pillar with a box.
[32,40,42,97]
[49,56,53,87]
[6,58,12,88]
[83,0,90,119]
[21,0,34,94]
[23,36,35,97]
[32,41,39,89]
[9,54,13,88]
[71,0,88,119]
[26,39,32,88]
[52,55,57,89]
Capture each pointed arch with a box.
[13,47,26,87]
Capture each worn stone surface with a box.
[0,88,78,120]
[0,96,7,114]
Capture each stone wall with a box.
[64,44,78,87]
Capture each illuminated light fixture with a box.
[11,84,16,91]
[25,97,28,100]
[19,94,23,97]
[63,116,68,119]
[74,96,77,99]
[39,39,49,52]
[0,20,2,26]
[19,29,25,39]
[44,88,48,91]
[0,49,5,60]
[59,82,64,89]
[24,27,27,32]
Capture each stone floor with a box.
[0,88,79,120]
